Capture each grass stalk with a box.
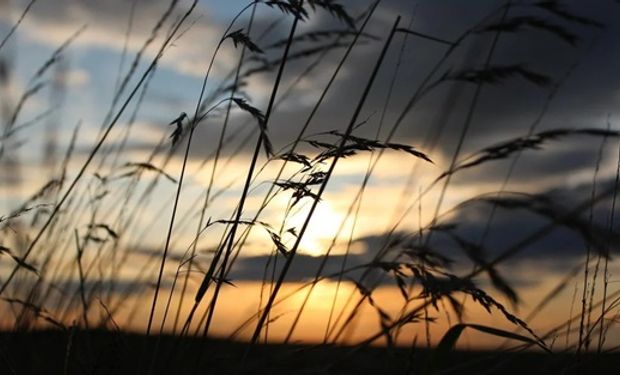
[0,0,198,297]
[248,14,402,349]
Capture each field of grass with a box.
[1,0,620,374]
[3,330,620,374]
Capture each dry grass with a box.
[0,0,618,374]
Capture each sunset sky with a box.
[1,0,620,349]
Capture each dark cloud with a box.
[425,178,620,264]
[3,1,619,291]
[227,233,396,289]
[152,0,620,193]
[449,135,618,186]
[225,176,619,293]
[5,0,616,190]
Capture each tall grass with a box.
[0,0,619,374]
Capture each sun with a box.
[287,200,345,257]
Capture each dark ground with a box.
[0,330,617,374]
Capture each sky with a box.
[1,0,620,349]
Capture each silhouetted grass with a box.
[0,1,619,374]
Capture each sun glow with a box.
[286,200,346,257]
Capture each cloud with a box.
[0,0,237,78]
[144,0,620,199]
[59,68,90,87]
[2,0,620,293]
[222,176,620,292]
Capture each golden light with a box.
[287,200,346,257]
